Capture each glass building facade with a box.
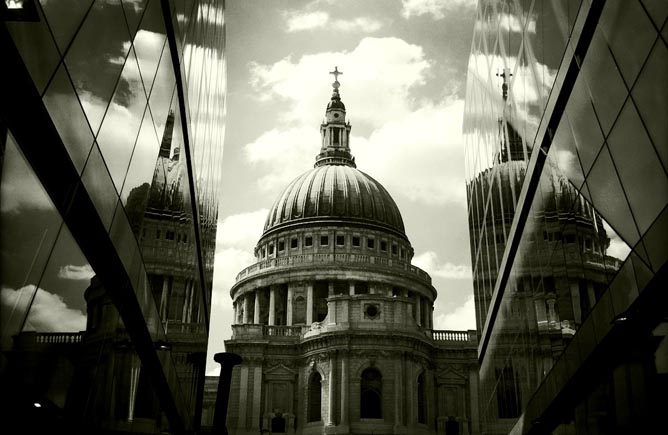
[0,1,225,434]
[464,0,667,433]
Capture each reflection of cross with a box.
[496,68,512,100]
[330,66,342,81]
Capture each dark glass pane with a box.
[96,48,148,190]
[39,0,94,53]
[1,131,63,349]
[81,144,118,230]
[642,205,668,272]
[586,147,640,247]
[65,0,132,133]
[631,40,668,171]
[565,76,604,175]
[6,4,60,95]
[640,0,668,29]
[607,101,668,234]
[121,0,149,38]
[42,63,95,174]
[148,48,176,142]
[599,0,656,86]
[580,29,628,136]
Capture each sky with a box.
[206,0,479,374]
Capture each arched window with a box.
[308,372,322,422]
[360,368,382,418]
[417,372,426,424]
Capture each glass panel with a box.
[24,225,91,333]
[631,40,668,171]
[148,50,177,142]
[96,48,148,190]
[642,205,668,272]
[121,0,149,38]
[550,114,586,190]
[6,4,60,95]
[565,75,604,175]
[39,0,94,54]
[64,0,132,133]
[640,0,668,30]
[81,144,118,230]
[1,131,63,349]
[580,28,628,136]
[42,63,95,174]
[606,100,668,234]
[132,0,167,95]
[586,147,641,247]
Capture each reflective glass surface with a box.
[464,0,668,432]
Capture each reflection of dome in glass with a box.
[263,164,405,237]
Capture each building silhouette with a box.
[0,1,226,434]
[223,71,480,435]
[464,0,668,433]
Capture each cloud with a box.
[248,37,430,127]
[1,285,87,333]
[0,138,54,214]
[285,11,383,33]
[412,251,472,279]
[57,264,95,281]
[401,0,477,20]
[216,209,269,251]
[433,294,476,330]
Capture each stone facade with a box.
[223,71,479,435]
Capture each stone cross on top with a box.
[330,66,342,81]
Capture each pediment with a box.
[436,366,467,384]
[265,363,298,381]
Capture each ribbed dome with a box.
[263,165,405,236]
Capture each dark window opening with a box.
[166,230,175,240]
[445,419,460,435]
[400,248,405,258]
[291,238,298,248]
[278,240,285,251]
[320,235,329,246]
[380,240,387,251]
[355,282,369,295]
[367,238,375,249]
[352,236,360,247]
[308,372,322,422]
[336,235,345,246]
[269,244,274,254]
[392,244,398,255]
[333,128,340,145]
[271,415,286,433]
[360,368,382,418]
[305,236,313,247]
[156,229,161,239]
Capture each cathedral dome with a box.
[263,164,405,237]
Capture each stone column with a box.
[238,366,249,429]
[328,281,335,296]
[254,291,260,324]
[307,283,314,324]
[269,286,276,325]
[327,354,337,427]
[287,285,294,326]
[340,353,349,429]
[415,296,422,326]
[469,367,480,435]
[394,357,404,431]
[349,281,355,296]
[251,365,263,430]
[243,293,251,324]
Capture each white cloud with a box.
[401,0,477,20]
[248,37,430,127]
[1,285,87,333]
[0,138,54,214]
[286,11,330,32]
[216,209,269,251]
[285,11,383,33]
[412,251,472,279]
[602,220,631,261]
[57,264,95,281]
[433,294,476,330]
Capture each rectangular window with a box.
[261,248,266,258]
[380,240,387,251]
[320,235,329,246]
[291,238,298,249]
[333,128,340,145]
[166,230,175,240]
[305,236,313,247]
[278,241,285,251]
[336,235,345,246]
[352,236,360,247]
[269,244,274,254]
[392,244,398,255]
[367,237,375,249]
[156,230,161,239]
[400,248,405,258]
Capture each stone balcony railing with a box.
[231,324,475,346]
[164,320,207,335]
[235,253,431,284]
[34,332,84,344]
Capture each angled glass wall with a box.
[0,0,226,433]
[464,0,667,433]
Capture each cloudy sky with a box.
[206,0,478,374]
